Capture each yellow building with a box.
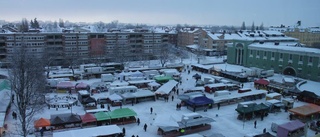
[285,28,320,48]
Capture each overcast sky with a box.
[1,0,320,27]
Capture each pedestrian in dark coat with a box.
[263,128,266,133]
[172,95,174,101]
[217,103,221,110]
[150,107,153,114]
[176,104,179,110]
[108,105,111,111]
[122,127,126,135]
[137,118,140,126]
[132,135,135,137]
[144,123,148,132]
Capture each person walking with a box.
[172,95,174,101]
[143,123,148,132]
[176,104,179,110]
[122,127,126,136]
[254,120,257,128]
[217,103,221,110]
[137,118,140,126]
[107,105,111,111]
[150,107,153,114]
[263,128,266,133]
[131,135,135,137]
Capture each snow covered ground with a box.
[2,55,320,137]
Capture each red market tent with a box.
[34,118,51,128]
[75,82,88,89]
[57,81,74,89]
[80,113,97,123]
[254,79,269,86]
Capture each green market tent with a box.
[94,111,110,121]
[154,76,174,83]
[0,80,10,91]
[108,108,137,119]
[236,103,269,114]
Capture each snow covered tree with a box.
[30,20,34,28]
[8,42,46,137]
[241,22,246,30]
[259,23,264,30]
[33,18,40,28]
[59,18,64,28]
[251,22,255,31]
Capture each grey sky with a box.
[1,0,319,27]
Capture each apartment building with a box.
[0,31,170,67]
[177,27,206,46]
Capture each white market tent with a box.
[133,89,155,98]
[109,80,129,87]
[155,80,178,95]
[153,114,180,127]
[212,89,268,103]
[53,125,122,137]
[108,94,123,101]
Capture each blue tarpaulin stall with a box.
[185,96,213,112]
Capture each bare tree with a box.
[95,21,106,32]
[42,48,58,78]
[158,44,171,67]
[8,45,46,137]
[65,56,80,76]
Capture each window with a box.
[279,53,283,59]
[264,51,267,57]
[289,54,292,60]
[309,56,313,63]
[256,51,259,56]
[299,55,303,61]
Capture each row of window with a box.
[6,42,45,47]
[65,47,88,51]
[6,36,45,40]
[7,48,43,53]
[249,50,315,63]
[65,36,88,40]
[65,52,88,56]
[65,41,88,45]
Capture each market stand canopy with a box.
[50,113,81,126]
[154,76,174,83]
[94,111,110,121]
[80,113,97,123]
[108,108,137,119]
[34,118,50,128]
[75,82,89,89]
[236,103,269,114]
[185,96,213,106]
[254,79,269,86]
[57,81,75,89]
[155,80,178,95]
[289,104,320,117]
